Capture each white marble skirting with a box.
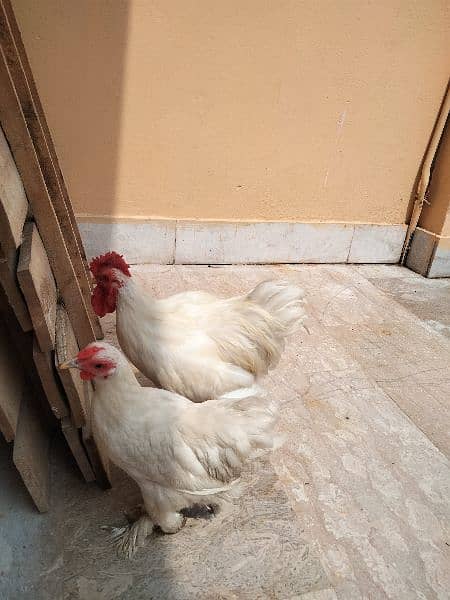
[78,220,407,265]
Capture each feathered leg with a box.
[124,503,145,523]
[112,514,154,559]
[141,484,187,534]
[156,511,186,533]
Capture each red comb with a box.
[89,251,131,278]
[77,345,102,360]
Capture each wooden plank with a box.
[54,305,87,427]
[0,46,96,350]
[12,392,49,512]
[61,416,95,483]
[0,317,24,441]
[0,284,55,432]
[32,336,69,420]
[0,243,31,330]
[81,379,111,488]
[1,0,93,270]
[0,123,28,251]
[17,221,57,352]
[0,0,103,340]
[82,425,112,490]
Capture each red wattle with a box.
[91,284,118,317]
[80,370,95,380]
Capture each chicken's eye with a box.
[94,363,103,369]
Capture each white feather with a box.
[115,276,306,402]
[90,343,277,538]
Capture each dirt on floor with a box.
[1,264,449,600]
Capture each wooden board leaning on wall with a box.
[0,0,112,494]
[0,0,103,341]
[0,1,102,348]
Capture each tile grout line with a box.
[345,224,356,263]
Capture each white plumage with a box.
[70,342,278,556]
[108,270,306,401]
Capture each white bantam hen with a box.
[89,252,306,402]
[60,341,277,557]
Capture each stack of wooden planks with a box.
[0,0,110,512]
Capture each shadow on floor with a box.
[0,432,329,600]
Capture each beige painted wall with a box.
[12,0,450,224]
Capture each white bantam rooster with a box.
[60,341,277,557]
[89,252,306,401]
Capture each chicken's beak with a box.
[59,358,79,370]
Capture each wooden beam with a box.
[32,336,69,420]
[0,0,103,340]
[61,417,95,483]
[12,392,50,512]
[17,222,57,352]
[0,285,55,432]
[0,124,28,251]
[0,318,24,441]
[81,379,111,488]
[0,45,96,349]
[54,305,87,427]
[83,425,112,490]
[1,0,92,267]
[0,244,31,330]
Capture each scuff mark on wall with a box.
[324,106,349,190]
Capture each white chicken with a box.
[90,252,306,401]
[60,341,277,557]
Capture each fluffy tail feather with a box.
[246,279,306,335]
[212,279,306,377]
